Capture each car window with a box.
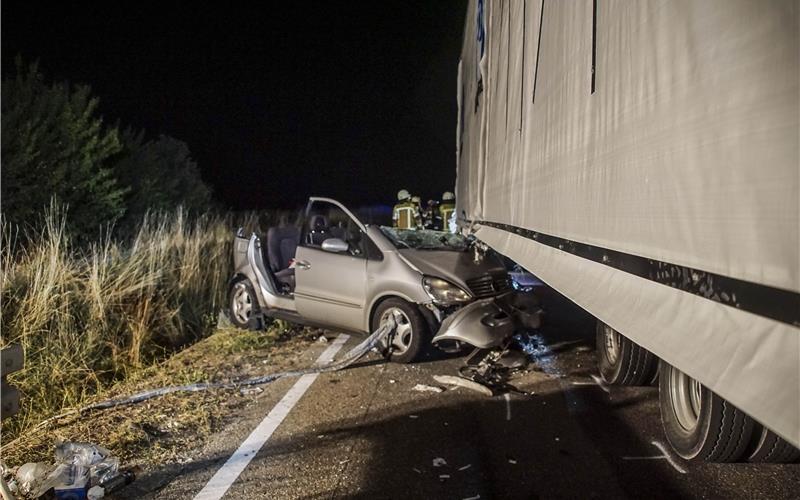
[379,226,470,251]
[302,201,367,258]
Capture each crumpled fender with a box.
[431,292,543,349]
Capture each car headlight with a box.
[422,276,472,305]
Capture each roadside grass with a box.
[0,320,319,467]
[0,206,296,447]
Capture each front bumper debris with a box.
[431,292,542,349]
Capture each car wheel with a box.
[659,360,754,462]
[372,298,428,364]
[746,425,800,463]
[228,279,263,330]
[596,320,658,385]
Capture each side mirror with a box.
[321,238,349,253]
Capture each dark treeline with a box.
[1,58,212,241]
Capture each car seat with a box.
[266,226,300,293]
[307,214,329,246]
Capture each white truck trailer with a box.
[455,0,799,462]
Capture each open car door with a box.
[293,198,369,333]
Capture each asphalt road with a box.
[126,290,799,499]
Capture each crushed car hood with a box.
[398,249,506,291]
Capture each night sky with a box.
[2,1,467,210]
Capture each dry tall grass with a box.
[0,206,289,441]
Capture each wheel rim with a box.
[380,307,413,356]
[232,283,253,324]
[669,366,703,432]
[602,324,621,365]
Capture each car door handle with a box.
[295,260,311,270]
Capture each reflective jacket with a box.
[439,202,455,227]
[393,201,420,229]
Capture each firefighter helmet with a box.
[397,189,411,201]
[442,191,455,201]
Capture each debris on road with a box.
[240,386,263,396]
[317,335,328,344]
[433,375,494,397]
[508,458,517,465]
[438,474,450,481]
[408,415,419,419]
[462,495,481,500]
[7,441,137,499]
[87,485,105,499]
[458,464,472,471]
[413,384,444,394]
[432,458,447,467]
[28,321,396,433]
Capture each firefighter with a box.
[439,191,456,231]
[410,196,424,229]
[392,189,420,229]
[423,199,439,229]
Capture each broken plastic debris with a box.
[55,442,109,466]
[15,462,51,496]
[439,474,451,480]
[409,415,419,419]
[317,335,328,343]
[53,464,90,497]
[463,495,481,500]
[88,485,105,499]
[508,458,517,465]
[413,384,443,393]
[388,379,396,384]
[433,375,493,397]
[458,464,472,471]
[432,458,447,467]
[412,467,422,474]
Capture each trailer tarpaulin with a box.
[456,0,799,445]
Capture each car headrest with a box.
[309,214,328,232]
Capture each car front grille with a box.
[466,272,512,298]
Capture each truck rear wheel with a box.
[596,321,658,385]
[746,426,800,463]
[659,361,754,462]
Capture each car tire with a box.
[746,425,800,463]
[596,320,658,386]
[659,360,754,462]
[228,278,263,331]
[371,298,428,364]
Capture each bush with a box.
[113,129,212,231]
[1,60,126,240]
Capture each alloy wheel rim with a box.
[232,283,253,324]
[380,307,413,355]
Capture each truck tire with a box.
[746,426,800,463]
[372,298,428,364]
[596,321,658,385]
[659,361,754,462]
[228,278,263,331]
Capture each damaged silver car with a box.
[229,197,541,363]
